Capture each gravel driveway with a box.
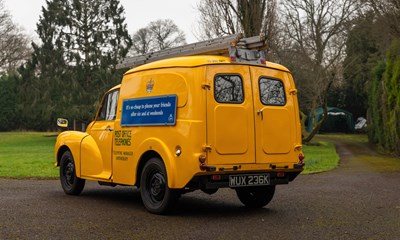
[0,135,399,239]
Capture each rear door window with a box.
[259,78,286,106]
[214,74,244,103]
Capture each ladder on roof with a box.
[116,33,269,69]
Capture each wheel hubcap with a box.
[65,161,74,186]
[149,172,165,202]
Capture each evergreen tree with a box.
[0,75,16,130]
[381,40,400,153]
[368,41,400,155]
[342,12,379,119]
[17,0,132,130]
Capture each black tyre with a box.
[201,188,219,195]
[140,158,180,214]
[60,151,85,195]
[235,185,275,208]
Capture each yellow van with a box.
[55,36,304,214]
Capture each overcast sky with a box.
[3,0,201,43]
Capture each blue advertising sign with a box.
[121,95,177,126]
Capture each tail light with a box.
[299,153,305,163]
[211,175,221,181]
[198,154,206,163]
[200,163,207,171]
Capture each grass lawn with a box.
[0,132,58,178]
[0,132,340,178]
[302,140,339,174]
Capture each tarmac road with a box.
[0,135,399,240]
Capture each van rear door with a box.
[206,65,300,167]
[250,67,299,165]
[206,65,255,165]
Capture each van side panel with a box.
[112,67,207,188]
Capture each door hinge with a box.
[201,83,211,90]
[202,144,212,152]
[289,88,298,95]
[294,144,302,151]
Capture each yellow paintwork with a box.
[54,131,88,177]
[206,65,255,165]
[250,66,303,164]
[55,55,303,189]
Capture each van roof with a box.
[124,55,290,75]
[108,84,121,92]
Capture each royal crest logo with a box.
[146,79,154,93]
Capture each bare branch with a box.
[0,0,32,73]
[129,19,186,56]
[277,0,358,142]
[195,0,278,43]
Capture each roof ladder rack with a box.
[116,33,268,69]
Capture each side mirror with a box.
[57,118,69,128]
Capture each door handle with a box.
[105,127,114,131]
[257,109,264,120]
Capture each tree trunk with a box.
[303,80,333,143]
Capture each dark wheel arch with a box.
[136,150,162,188]
[57,145,71,166]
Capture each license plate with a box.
[229,174,270,187]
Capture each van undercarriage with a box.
[185,171,302,192]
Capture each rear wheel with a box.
[201,188,219,195]
[140,158,180,214]
[60,151,85,195]
[235,186,275,208]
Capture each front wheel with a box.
[235,186,275,208]
[60,151,85,195]
[140,158,180,214]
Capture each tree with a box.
[348,0,400,155]
[368,61,386,146]
[196,0,278,47]
[131,28,153,54]
[363,0,400,38]
[129,19,186,55]
[149,19,186,50]
[16,0,132,130]
[0,74,17,130]
[278,0,358,142]
[36,0,132,68]
[0,0,31,74]
[368,41,400,155]
[341,11,380,119]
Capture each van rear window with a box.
[214,75,244,103]
[259,78,286,106]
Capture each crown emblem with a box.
[146,79,154,93]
